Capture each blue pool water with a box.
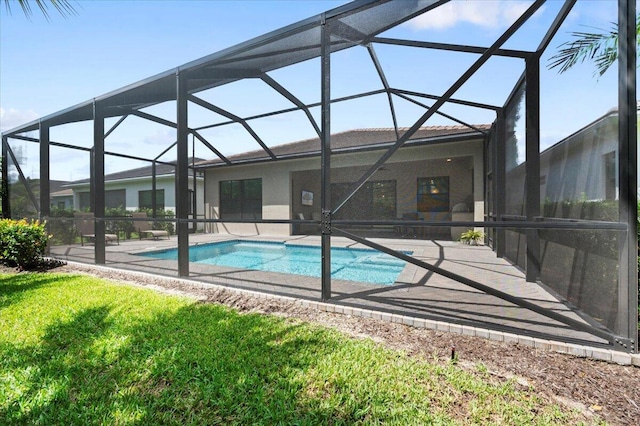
[140,240,410,285]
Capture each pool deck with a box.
[49,233,611,349]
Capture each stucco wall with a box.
[71,176,203,212]
[204,138,485,236]
[504,113,619,216]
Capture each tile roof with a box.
[51,188,73,197]
[66,158,205,186]
[196,125,490,167]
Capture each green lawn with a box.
[0,272,591,425]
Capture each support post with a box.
[320,15,332,301]
[176,70,190,277]
[525,55,541,283]
[89,147,95,213]
[495,110,506,258]
[1,136,10,218]
[617,0,637,351]
[93,100,106,264]
[39,122,50,255]
[39,121,50,221]
[151,161,157,218]
[192,136,197,232]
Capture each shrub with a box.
[0,219,49,269]
[48,207,76,244]
[105,206,135,239]
[137,208,175,235]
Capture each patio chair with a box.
[399,212,421,238]
[132,212,170,240]
[295,212,321,235]
[74,212,119,246]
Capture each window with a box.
[372,181,396,219]
[603,151,617,200]
[331,180,396,220]
[78,189,126,210]
[220,178,262,220]
[139,189,165,210]
[79,191,90,211]
[417,176,449,212]
[105,189,126,210]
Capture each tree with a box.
[548,15,640,76]
[2,0,76,20]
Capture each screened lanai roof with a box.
[2,0,444,136]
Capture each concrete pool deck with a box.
[49,233,618,354]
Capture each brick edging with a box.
[65,260,640,367]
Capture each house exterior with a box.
[495,105,639,332]
[64,159,205,230]
[198,125,488,238]
[504,104,639,219]
[49,180,73,210]
[50,189,73,210]
[1,0,635,353]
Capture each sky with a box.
[0,0,632,182]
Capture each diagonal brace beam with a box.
[367,43,400,139]
[154,141,178,161]
[536,0,576,55]
[130,110,177,128]
[5,143,40,213]
[192,89,387,132]
[261,74,322,137]
[188,94,276,160]
[391,88,500,111]
[333,0,546,216]
[192,131,231,165]
[104,115,129,139]
[394,91,489,135]
[333,227,618,344]
[371,36,530,58]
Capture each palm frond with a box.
[548,15,640,77]
[547,24,619,76]
[2,0,77,20]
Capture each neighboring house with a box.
[64,159,205,230]
[50,180,73,210]
[498,105,639,330]
[505,104,639,218]
[198,125,489,238]
[50,189,73,210]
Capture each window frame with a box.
[219,178,262,220]
[417,176,450,213]
[138,189,165,211]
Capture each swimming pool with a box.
[140,240,410,285]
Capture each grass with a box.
[0,272,594,425]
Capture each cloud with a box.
[142,128,176,149]
[406,0,536,31]
[0,107,39,132]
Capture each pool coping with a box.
[64,260,640,367]
[135,238,413,286]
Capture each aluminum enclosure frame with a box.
[1,0,637,353]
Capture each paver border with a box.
[63,260,640,366]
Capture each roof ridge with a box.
[347,124,490,132]
[196,124,489,167]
